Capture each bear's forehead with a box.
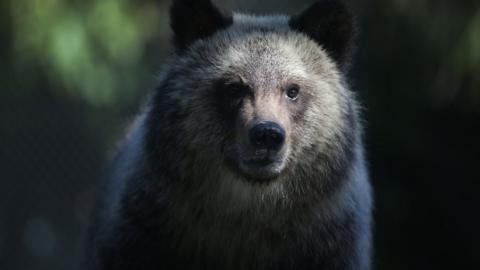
[178,13,335,88]
[215,33,313,87]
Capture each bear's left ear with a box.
[289,0,357,71]
[170,0,233,52]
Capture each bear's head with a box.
[148,0,359,189]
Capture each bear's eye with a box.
[285,84,300,100]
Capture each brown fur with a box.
[87,1,372,269]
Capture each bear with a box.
[86,0,373,269]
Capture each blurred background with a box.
[1,0,479,269]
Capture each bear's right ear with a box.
[170,0,233,51]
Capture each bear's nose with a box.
[249,122,285,151]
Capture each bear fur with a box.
[87,0,373,269]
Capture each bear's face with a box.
[160,0,357,183]
[210,32,311,181]
[168,30,350,182]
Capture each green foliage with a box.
[11,0,165,108]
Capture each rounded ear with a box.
[170,0,233,51]
[289,0,357,71]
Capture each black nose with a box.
[249,122,285,151]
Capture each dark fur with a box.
[170,0,233,52]
[87,1,372,269]
[289,0,357,71]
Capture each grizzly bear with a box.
[87,0,373,269]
